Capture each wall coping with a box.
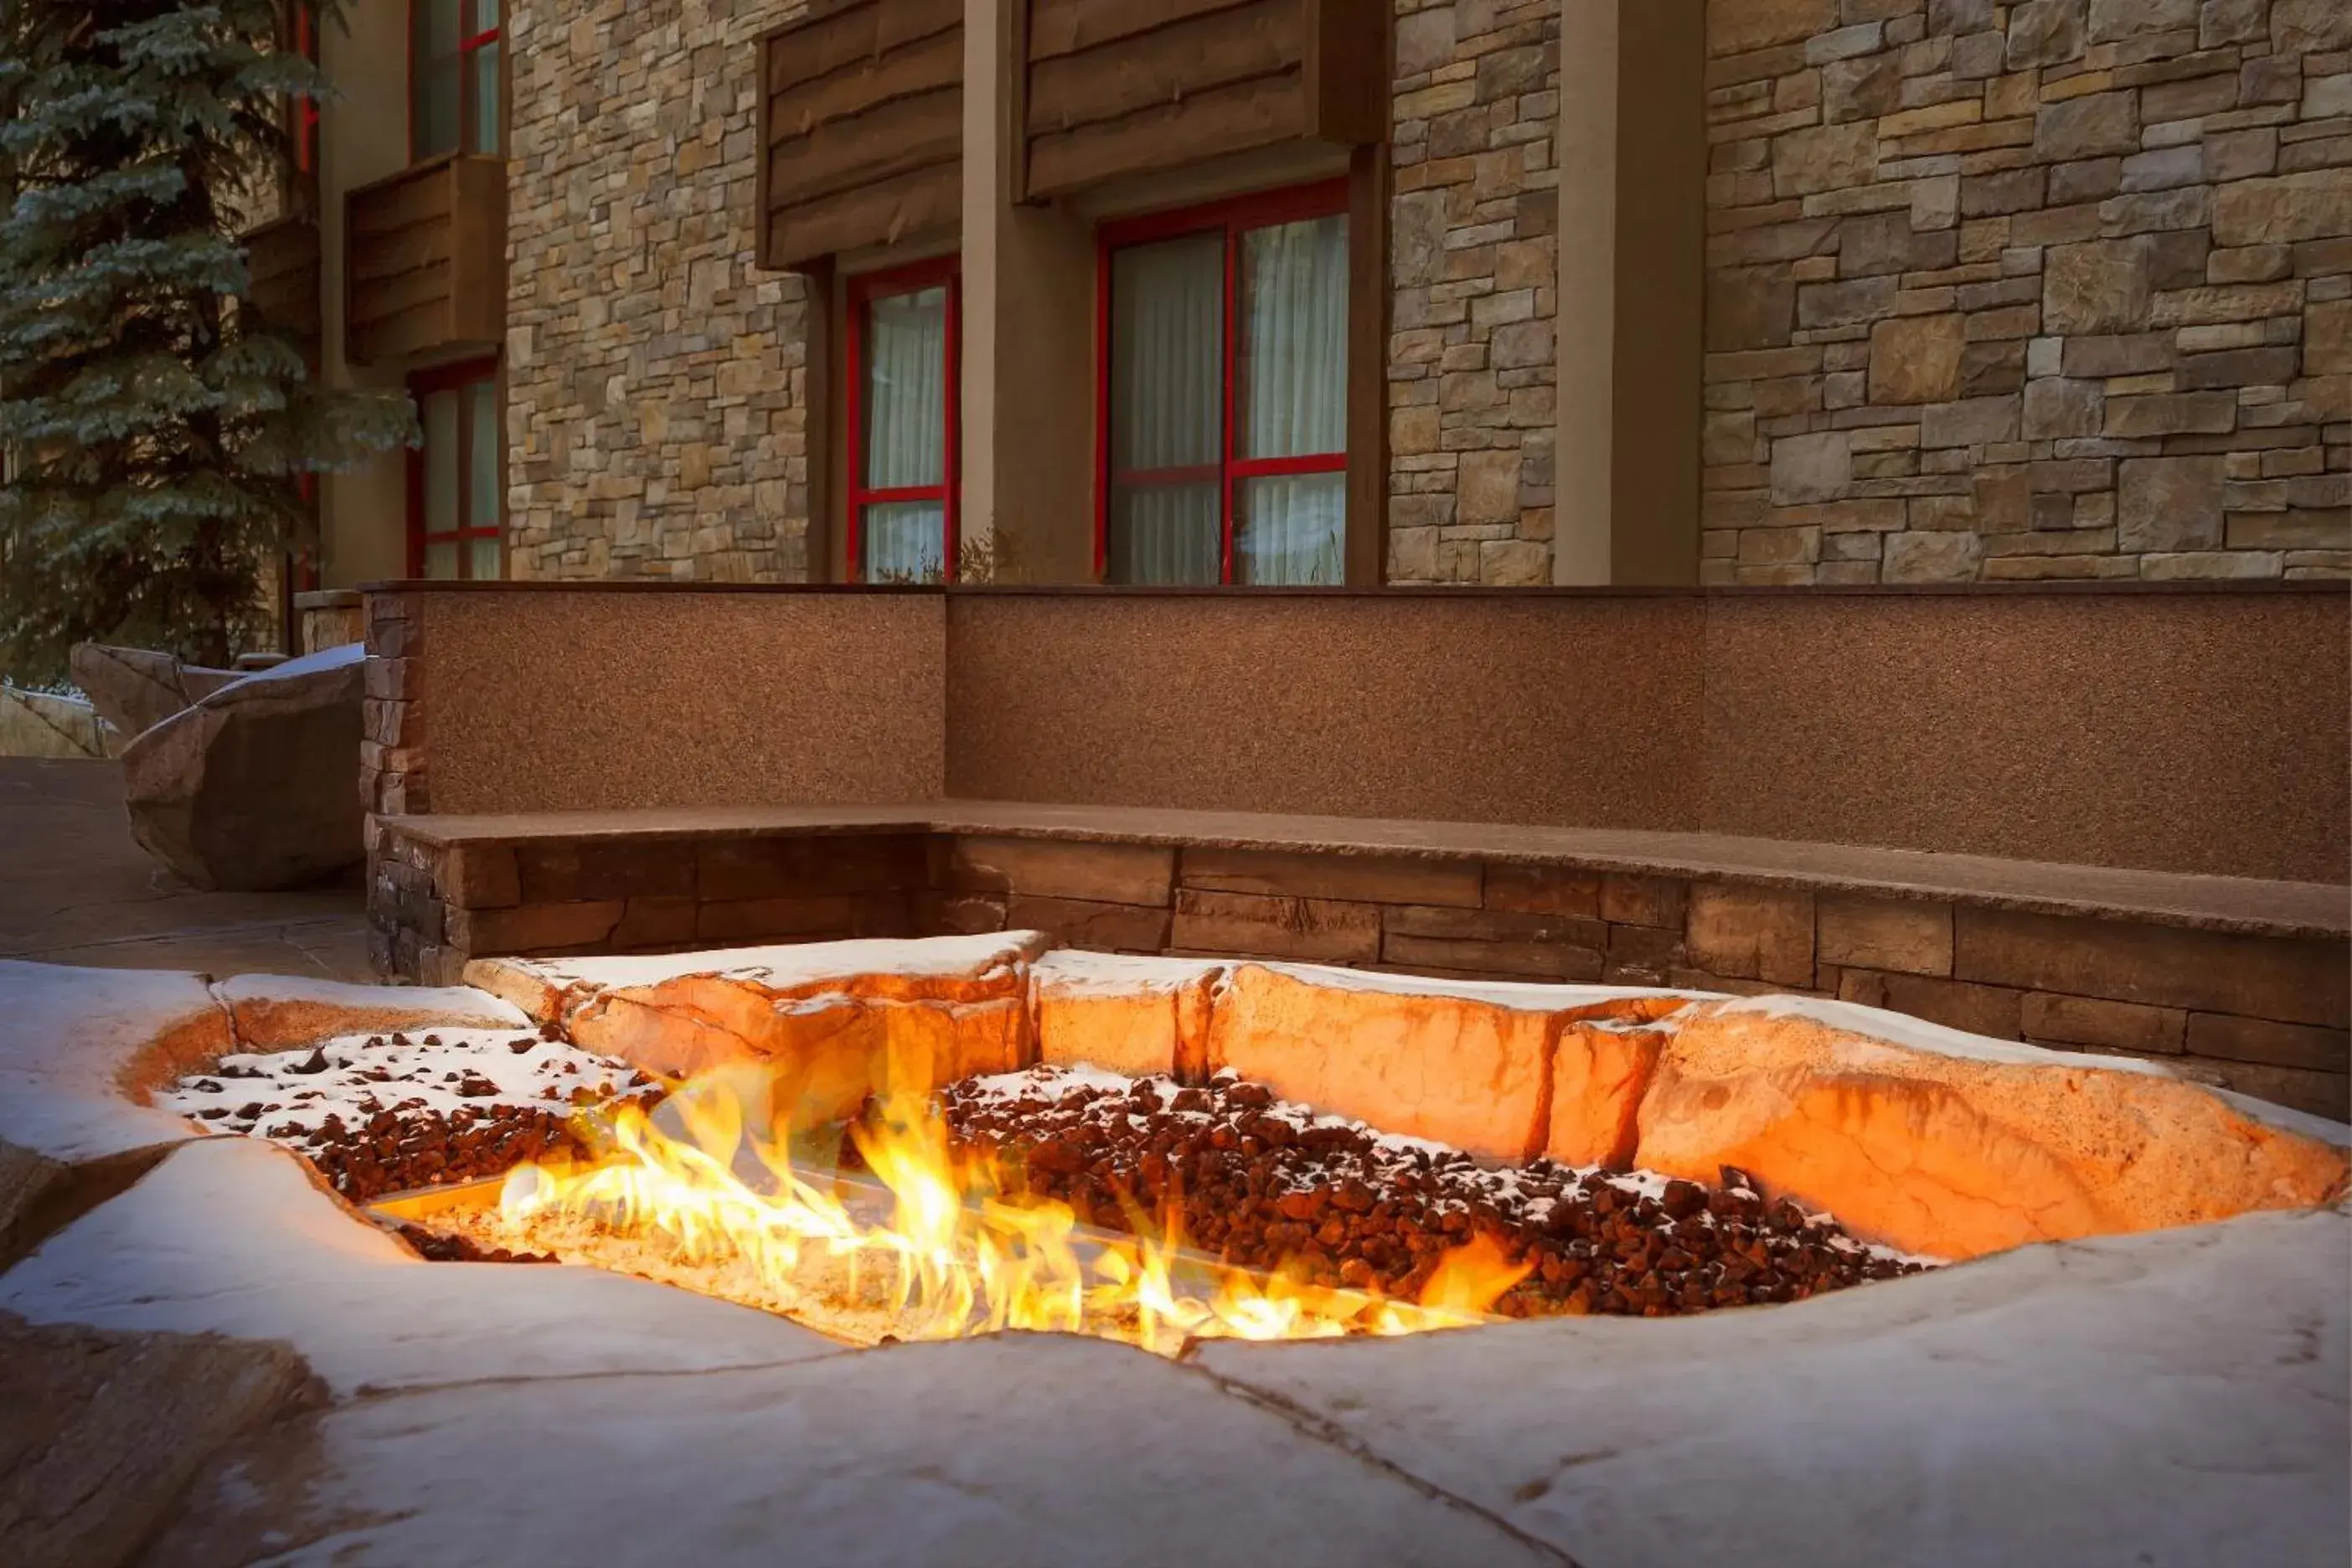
[378,800,2350,941]
[357,580,2352,601]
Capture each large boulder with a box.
[0,685,106,759]
[121,643,366,892]
[68,643,240,744]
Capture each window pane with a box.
[423,389,460,538]
[468,537,501,581]
[469,40,501,155]
[412,0,462,157]
[466,378,499,539]
[423,539,459,580]
[1110,231,1222,474]
[1109,482,1220,585]
[861,501,946,583]
[863,286,946,490]
[1239,214,1348,460]
[473,0,501,28]
[1235,472,1344,585]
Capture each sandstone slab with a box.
[121,644,366,892]
[1032,951,1223,1081]
[0,686,107,760]
[68,643,239,744]
[1197,1204,2350,1568]
[1631,995,2348,1259]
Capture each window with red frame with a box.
[847,260,959,583]
[1098,181,1349,585]
[289,3,319,180]
[408,361,502,580]
[412,0,501,160]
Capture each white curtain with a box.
[1236,214,1347,585]
[1108,233,1222,585]
[861,284,947,582]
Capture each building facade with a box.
[279,0,2348,591]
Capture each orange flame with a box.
[496,1062,1525,1354]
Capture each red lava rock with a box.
[934,1070,1928,1320]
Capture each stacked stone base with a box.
[369,822,2349,1120]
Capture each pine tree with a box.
[0,0,413,681]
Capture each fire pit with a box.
[145,934,2343,1358]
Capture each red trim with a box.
[1094,178,1350,585]
[844,256,961,583]
[405,356,501,580]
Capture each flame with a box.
[494,1061,1526,1354]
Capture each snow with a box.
[209,972,527,1027]
[514,931,1041,992]
[0,959,219,1163]
[0,1136,842,1397]
[219,639,364,686]
[1246,957,1717,1014]
[1029,950,1227,994]
[1194,1204,2352,1568]
[150,1027,645,1139]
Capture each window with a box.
[1098,181,1349,585]
[411,0,501,160]
[847,259,959,583]
[289,3,319,181]
[408,360,502,580]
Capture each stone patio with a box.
[0,941,2344,1566]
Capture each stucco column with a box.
[1552,0,1705,586]
[1553,0,1621,585]
[959,0,1095,582]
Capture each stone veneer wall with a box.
[1385,0,1564,585]
[370,822,2350,1118]
[1701,0,2351,584]
[503,0,816,582]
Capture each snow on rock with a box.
[0,1136,840,1396]
[487,931,1045,1005]
[0,959,223,1167]
[209,972,526,1050]
[148,1333,1562,1568]
[1194,1204,2352,1568]
[1034,951,1224,1082]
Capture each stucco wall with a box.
[1701,0,2351,585]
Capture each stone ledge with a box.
[378,800,2349,940]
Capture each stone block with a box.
[1381,932,1606,983]
[1884,530,1986,580]
[1707,266,1797,351]
[610,897,701,950]
[2061,332,2174,376]
[2104,391,2240,438]
[2184,1014,2349,1074]
[2006,0,2086,66]
[1798,276,1899,328]
[700,834,925,902]
[1869,314,1968,404]
[1602,874,1689,930]
[1921,395,2021,448]
[2199,0,2267,48]
[1839,970,2024,1040]
[2020,992,2189,1054]
[943,836,1172,907]
[1687,883,1816,988]
[2043,240,2152,334]
[444,844,522,910]
[451,900,627,955]
[2213,173,2352,247]
[518,840,696,904]
[2307,299,2352,377]
[1170,890,1380,965]
[2035,92,2138,162]
[1954,910,2350,1029]
[998,896,1173,953]
[1773,122,1879,199]
[1771,431,1852,503]
[2090,0,2195,39]
[1632,997,2349,1260]
[2022,377,2106,439]
[1547,1017,1678,1169]
[1457,449,1524,524]
[1205,964,1555,1161]
[2117,455,2226,551]
[2272,0,2352,50]
[1179,848,1480,908]
[1034,952,1221,1081]
[1818,895,1954,976]
[1712,0,1841,57]
[1482,862,1602,918]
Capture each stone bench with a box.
[368,800,2350,1120]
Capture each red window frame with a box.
[1094,178,1350,583]
[409,0,502,162]
[844,256,961,583]
[290,5,319,177]
[405,357,502,580]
